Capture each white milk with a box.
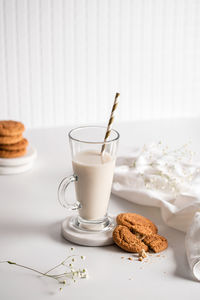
[72,150,115,220]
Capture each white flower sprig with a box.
[130,141,199,196]
[0,248,88,291]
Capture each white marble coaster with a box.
[61,216,115,246]
[0,145,37,167]
[0,161,33,175]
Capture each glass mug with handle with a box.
[58,126,120,232]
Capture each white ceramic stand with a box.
[61,215,116,246]
[0,146,37,166]
[0,161,33,175]
[0,146,37,175]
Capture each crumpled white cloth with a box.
[112,143,200,280]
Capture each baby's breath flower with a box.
[79,268,88,279]
[136,142,197,196]
[0,248,88,291]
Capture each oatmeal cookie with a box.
[113,225,149,253]
[0,120,25,136]
[0,138,28,150]
[117,213,158,234]
[113,213,168,253]
[143,234,168,253]
[0,134,23,145]
[0,148,26,158]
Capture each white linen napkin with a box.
[112,143,200,280]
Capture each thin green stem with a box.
[43,263,62,276]
[52,271,76,279]
[0,254,86,286]
[44,255,77,275]
[1,261,45,276]
[0,261,69,282]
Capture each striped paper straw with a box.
[101,92,120,154]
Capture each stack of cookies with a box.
[0,120,28,159]
[113,213,168,253]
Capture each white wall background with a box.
[0,0,200,129]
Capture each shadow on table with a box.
[0,211,196,283]
[168,229,194,282]
[159,226,194,282]
[0,219,69,245]
[103,228,194,282]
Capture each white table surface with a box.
[0,118,200,300]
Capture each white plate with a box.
[0,145,37,166]
[0,161,34,175]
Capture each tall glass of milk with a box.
[58,126,120,232]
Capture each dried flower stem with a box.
[1,261,52,279]
[44,255,77,275]
[0,253,87,287]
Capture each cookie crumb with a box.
[139,249,147,258]
[138,249,147,261]
[121,257,124,259]
[138,257,143,261]
[128,257,133,261]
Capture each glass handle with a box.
[58,175,81,210]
